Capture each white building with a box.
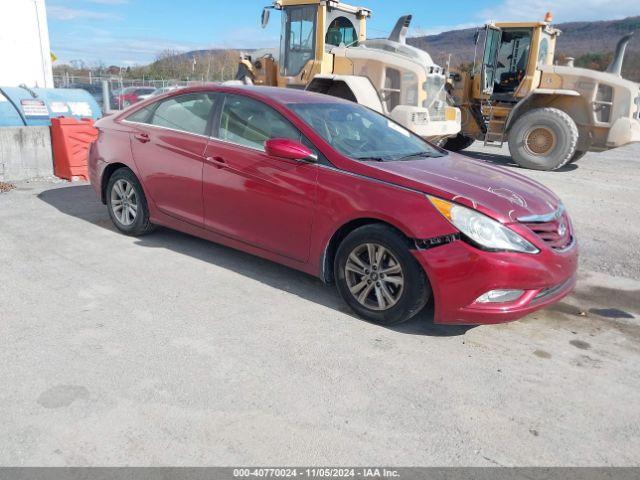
[0,0,54,88]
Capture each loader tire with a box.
[442,133,475,152]
[507,108,578,171]
[569,150,587,163]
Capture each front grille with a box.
[428,102,446,122]
[521,211,572,250]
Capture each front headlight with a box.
[428,196,539,254]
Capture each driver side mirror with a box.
[261,8,270,29]
[265,138,318,163]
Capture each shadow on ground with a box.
[461,149,579,172]
[38,184,474,338]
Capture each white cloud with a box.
[407,0,639,39]
[47,5,121,21]
[480,0,640,23]
[410,23,479,37]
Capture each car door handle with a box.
[206,156,226,168]
[134,132,150,143]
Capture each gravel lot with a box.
[0,143,639,466]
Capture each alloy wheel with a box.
[344,243,405,311]
[110,179,138,226]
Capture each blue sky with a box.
[46,0,640,66]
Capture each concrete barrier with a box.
[0,127,53,181]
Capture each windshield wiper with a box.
[353,156,387,162]
[396,151,433,161]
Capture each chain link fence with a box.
[53,75,204,113]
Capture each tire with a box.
[569,150,587,163]
[334,224,431,326]
[106,168,155,236]
[442,132,476,152]
[507,107,579,171]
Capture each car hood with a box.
[355,152,560,224]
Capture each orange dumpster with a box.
[51,117,99,181]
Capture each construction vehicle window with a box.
[494,29,532,93]
[148,93,216,136]
[538,34,551,65]
[384,68,401,111]
[217,95,301,151]
[281,6,317,77]
[326,16,357,47]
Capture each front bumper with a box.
[412,238,578,325]
[606,117,640,147]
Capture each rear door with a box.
[202,93,317,262]
[127,92,218,226]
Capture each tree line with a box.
[53,49,242,82]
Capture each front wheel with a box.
[442,132,476,152]
[507,107,579,171]
[334,224,431,326]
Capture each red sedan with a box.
[115,86,157,109]
[89,86,577,325]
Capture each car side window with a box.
[125,105,154,124]
[216,94,301,151]
[149,93,216,136]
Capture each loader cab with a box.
[262,0,370,87]
[474,20,558,100]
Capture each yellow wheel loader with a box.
[445,14,640,170]
[238,0,461,143]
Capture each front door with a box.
[128,92,217,226]
[202,93,317,262]
[481,26,502,95]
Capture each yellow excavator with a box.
[445,13,640,170]
[236,0,461,143]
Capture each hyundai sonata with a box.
[89,86,577,325]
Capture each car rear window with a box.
[125,92,217,136]
[150,93,216,136]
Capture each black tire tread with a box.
[334,224,430,326]
[508,107,579,171]
[443,133,476,152]
[106,167,155,236]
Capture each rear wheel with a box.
[334,224,430,326]
[442,132,476,152]
[507,107,578,171]
[106,168,154,236]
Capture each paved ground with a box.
[0,143,639,466]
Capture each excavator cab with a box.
[261,0,370,88]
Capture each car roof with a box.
[170,84,350,106]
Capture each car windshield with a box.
[288,102,444,161]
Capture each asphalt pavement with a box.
[0,143,639,466]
